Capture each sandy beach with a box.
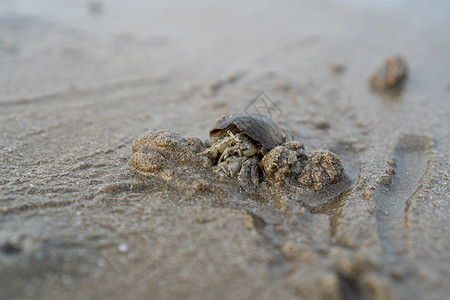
[1,0,449,299]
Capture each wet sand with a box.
[1,0,449,299]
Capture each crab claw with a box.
[237,158,263,186]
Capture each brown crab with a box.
[198,113,286,185]
[129,113,347,192]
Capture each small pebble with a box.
[331,63,345,74]
[118,243,129,253]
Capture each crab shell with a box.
[210,113,286,155]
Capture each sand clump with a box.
[262,142,346,191]
[130,129,207,175]
[370,55,408,91]
[129,129,222,193]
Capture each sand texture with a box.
[1,1,449,299]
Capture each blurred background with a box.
[1,0,449,102]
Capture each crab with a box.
[198,113,286,185]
